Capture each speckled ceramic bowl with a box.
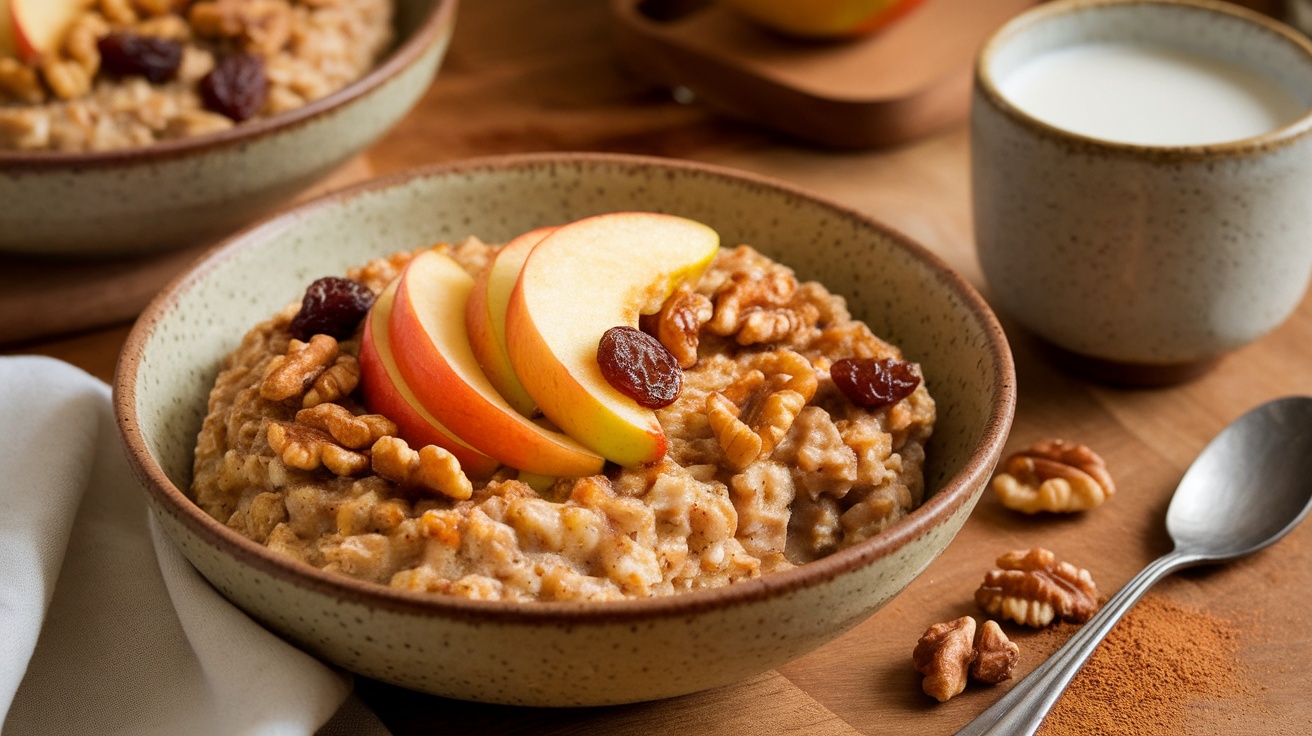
[114,153,1016,706]
[973,0,1312,383]
[0,0,455,257]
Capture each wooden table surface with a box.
[7,1,1311,734]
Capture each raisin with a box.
[289,277,376,342]
[97,32,183,84]
[200,54,268,122]
[831,357,921,409]
[597,326,682,409]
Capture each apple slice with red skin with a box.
[505,212,719,468]
[10,0,86,63]
[359,280,501,479]
[388,249,606,478]
[465,226,556,417]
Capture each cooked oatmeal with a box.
[191,238,936,602]
[0,0,392,152]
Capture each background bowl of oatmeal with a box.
[0,0,455,256]
[115,152,1016,706]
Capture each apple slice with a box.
[359,281,501,480]
[389,249,607,478]
[505,212,719,468]
[11,0,86,63]
[465,226,556,417]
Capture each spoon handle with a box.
[955,550,1200,736]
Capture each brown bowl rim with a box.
[0,0,456,171]
[114,151,1016,624]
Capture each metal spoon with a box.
[956,395,1312,736]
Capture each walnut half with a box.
[992,439,1114,514]
[913,616,976,702]
[975,548,1100,627]
[912,617,1020,702]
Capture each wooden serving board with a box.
[610,0,1039,148]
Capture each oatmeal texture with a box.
[0,0,393,151]
[191,239,936,602]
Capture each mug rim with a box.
[975,0,1312,158]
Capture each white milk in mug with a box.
[999,42,1306,145]
[972,0,1312,382]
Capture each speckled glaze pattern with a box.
[0,0,454,257]
[114,153,1016,706]
[973,0,1312,367]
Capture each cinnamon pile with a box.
[1038,594,1250,735]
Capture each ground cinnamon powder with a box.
[1037,594,1250,735]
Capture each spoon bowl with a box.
[960,395,1312,736]
[1167,396,1312,559]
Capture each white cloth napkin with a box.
[0,356,390,736]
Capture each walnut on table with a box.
[912,616,1020,702]
[992,439,1115,513]
[913,616,977,702]
[975,547,1101,627]
[970,619,1020,685]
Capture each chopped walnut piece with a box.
[970,620,1020,684]
[320,442,369,476]
[992,439,1115,514]
[912,616,977,702]
[707,270,822,346]
[738,301,821,345]
[132,0,183,17]
[295,404,396,450]
[653,287,713,368]
[302,354,361,408]
[266,420,366,476]
[65,13,111,76]
[162,109,233,138]
[40,59,93,100]
[975,548,1100,627]
[708,271,793,335]
[706,392,763,471]
[260,334,338,402]
[706,350,818,470]
[100,0,139,25]
[189,0,293,56]
[371,436,473,501]
[0,59,45,104]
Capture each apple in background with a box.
[388,249,607,478]
[718,0,926,40]
[358,281,501,480]
[505,212,719,468]
[465,226,556,418]
[10,0,87,62]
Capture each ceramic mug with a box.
[972,0,1312,383]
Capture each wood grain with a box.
[8,1,1312,734]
